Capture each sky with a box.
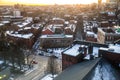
[0,0,106,5]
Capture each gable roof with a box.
[42,28,54,35]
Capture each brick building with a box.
[6,31,34,49]
[62,44,87,70]
[97,27,120,44]
[85,31,97,42]
[99,44,120,67]
[40,17,76,48]
[40,34,73,48]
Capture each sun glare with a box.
[1,0,106,5]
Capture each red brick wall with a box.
[86,37,97,42]
[62,53,84,70]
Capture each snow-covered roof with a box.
[17,21,30,28]
[40,34,73,38]
[24,27,31,30]
[1,21,10,24]
[6,31,33,39]
[53,24,64,27]
[52,17,65,21]
[32,24,41,29]
[109,44,120,53]
[86,31,97,38]
[0,23,4,26]
[42,25,54,32]
[11,16,23,18]
[69,24,76,32]
[101,21,108,23]
[99,44,120,54]
[41,74,57,80]
[86,31,94,35]
[64,24,76,32]
[26,17,33,22]
[108,12,115,16]
[63,44,84,56]
[65,21,69,24]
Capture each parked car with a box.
[32,60,38,64]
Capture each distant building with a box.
[6,31,34,49]
[13,10,21,17]
[40,34,73,48]
[42,28,54,35]
[106,0,117,3]
[49,17,65,24]
[40,17,76,48]
[42,24,76,35]
[100,12,116,22]
[0,23,4,28]
[42,24,64,35]
[100,21,109,27]
[11,16,24,22]
[98,0,102,10]
[97,27,120,44]
[86,31,97,42]
[5,23,42,49]
[11,19,33,30]
[0,16,11,21]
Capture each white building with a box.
[13,10,21,17]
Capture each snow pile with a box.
[93,47,99,57]
[41,74,57,80]
[47,48,65,58]
[0,61,3,64]
[84,54,90,60]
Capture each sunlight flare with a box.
[1,0,106,5]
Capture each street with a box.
[15,56,48,80]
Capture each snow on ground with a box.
[93,47,99,57]
[41,74,57,80]
[92,60,118,80]
[37,48,65,59]
[84,54,90,60]
[92,64,102,80]
[47,48,65,58]
[109,44,120,54]
[0,61,3,64]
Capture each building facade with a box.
[62,44,87,70]
[97,27,120,44]
[40,34,73,48]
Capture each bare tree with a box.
[46,55,59,79]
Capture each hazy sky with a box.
[0,0,106,5]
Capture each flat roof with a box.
[99,44,120,54]
[17,21,30,28]
[6,31,33,39]
[63,44,86,57]
[40,35,73,38]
